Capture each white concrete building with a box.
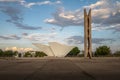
[33,42,74,57]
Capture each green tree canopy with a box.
[0,49,3,56]
[95,45,111,56]
[35,51,47,57]
[113,51,120,57]
[24,52,32,57]
[66,47,80,56]
[0,49,17,57]
[4,50,16,57]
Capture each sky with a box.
[0,0,120,52]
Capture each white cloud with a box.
[116,1,120,13]
[66,35,115,45]
[0,0,62,8]
[5,47,33,52]
[59,13,75,19]
[25,2,36,8]
[0,0,24,3]
[23,32,68,45]
[24,33,57,43]
[45,0,120,32]
[5,47,17,51]
[55,1,61,4]
[92,8,110,19]
[21,0,62,8]
[23,48,33,52]
[44,19,57,23]
[45,7,84,27]
[90,0,120,31]
[0,0,23,2]
[84,0,105,9]
[0,34,21,40]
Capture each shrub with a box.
[78,53,84,57]
[66,47,80,57]
[35,51,47,57]
[3,50,16,57]
[0,49,3,57]
[24,52,32,57]
[0,49,17,57]
[95,45,111,56]
[113,51,120,57]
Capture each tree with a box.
[66,47,80,57]
[0,49,17,57]
[4,50,15,57]
[113,51,120,57]
[95,45,111,56]
[24,52,32,57]
[35,51,47,57]
[0,49,3,57]
[13,51,18,56]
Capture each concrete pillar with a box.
[84,9,88,57]
[84,8,92,59]
[88,9,92,58]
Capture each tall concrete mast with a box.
[84,8,92,59]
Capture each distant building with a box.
[33,42,75,57]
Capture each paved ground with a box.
[0,57,120,80]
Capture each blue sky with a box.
[0,0,120,52]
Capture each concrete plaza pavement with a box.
[0,57,120,80]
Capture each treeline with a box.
[93,45,120,57]
[0,49,47,57]
[23,51,47,57]
[0,45,120,57]
[0,49,17,57]
[66,47,80,57]
[66,45,120,57]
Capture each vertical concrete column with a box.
[84,8,92,59]
[88,9,92,58]
[84,9,88,57]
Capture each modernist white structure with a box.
[33,42,74,57]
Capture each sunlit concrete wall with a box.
[32,43,54,56]
[49,42,74,57]
[33,42,74,57]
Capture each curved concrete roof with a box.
[49,42,74,57]
[33,42,74,57]
[32,43,54,56]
